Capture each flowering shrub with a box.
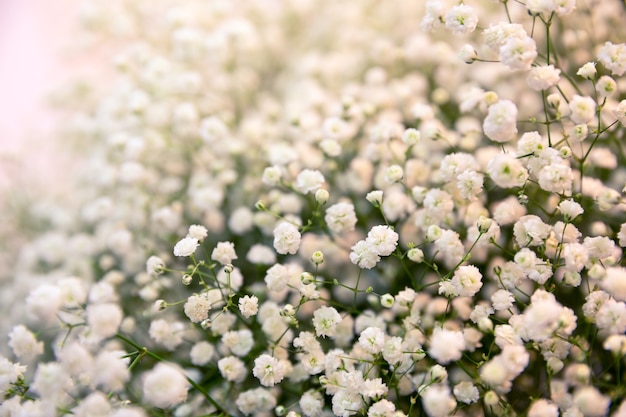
[2,0,626,416]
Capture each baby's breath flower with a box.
[577,62,597,80]
[173,236,199,257]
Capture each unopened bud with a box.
[155,299,167,311]
[381,293,394,308]
[477,216,493,234]
[315,189,329,205]
[311,251,324,265]
[366,190,383,206]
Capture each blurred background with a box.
[0,0,79,189]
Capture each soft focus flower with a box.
[142,363,188,408]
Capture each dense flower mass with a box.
[1,0,626,416]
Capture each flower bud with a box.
[366,190,384,206]
[477,216,493,234]
[407,248,424,263]
[182,274,193,285]
[200,319,212,330]
[426,225,442,241]
[155,299,167,311]
[301,272,315,284]
[311,251,324,265]
[484,390,499,407]
[381,293,394,308]
[315,189,329,205]
[459,44,478,64]
[547,357,564,374]
[577,62,597,80]
[547,93,561,108]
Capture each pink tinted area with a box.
[0,0,79,189]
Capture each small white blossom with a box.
[273,222,302,255]
[295,169,325,194]
[445,4,479,35]
[173,236,199,257]
[238,295,259,318]
[483,100,518,143]
[211,241,238,265]
[598,42,626,76]
[312,306,342,338]
[253,354,287,387]
[142,363,189,408]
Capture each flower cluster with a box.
[2,1,626,416]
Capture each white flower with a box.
[190,341,215,366]
[87,303,124,339]
[199,116,228,143]
[527,65,561,90]
[295,169,325,194]
[491,289,515,311]
[0,357,26,392]
[262,165,282,186]
[187,224,208,241]
[453,381,480,404]
[384,164,404,183]
[456,169,484,200]
[483,100,518,143]
[273,222,301,255]
[428,327,466,364]
[184,293,212,323]
[558,199,584,220]
[601,267,626,302]
[223,329,254,357]
[236,388,276,416]
[143,363,188,408]
[238,295,259,318]
[300,390,325,417]
[450,265,483,297]
[514,215,551,247]
[146,256,166,276]
[499,35,537,71]
[350,240,381,269]
[91,350,130,392]
[597,75,617,97]
[366,225,399,256]
[577,61,597,79]
[488,153,528,189]
[264,263,290,292]
[368,399,396,417]
[8,325,44,361]
[358,327,386,355]
[149,319,185,351]
[596,299,626,334]
[445,4,479,35]
[573,386,611,417]
[569,95,596,124]
[528,399,559,417]
[253,354,287,386]
[598,41,626,76]
[218,356,247,382]
[312,306,342,338]
[421,384,457,417]
[211,241,238,265]
[173,236,199,257]
[325,202,358,234]
[538,162,573,193]
[483,22,527,51]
